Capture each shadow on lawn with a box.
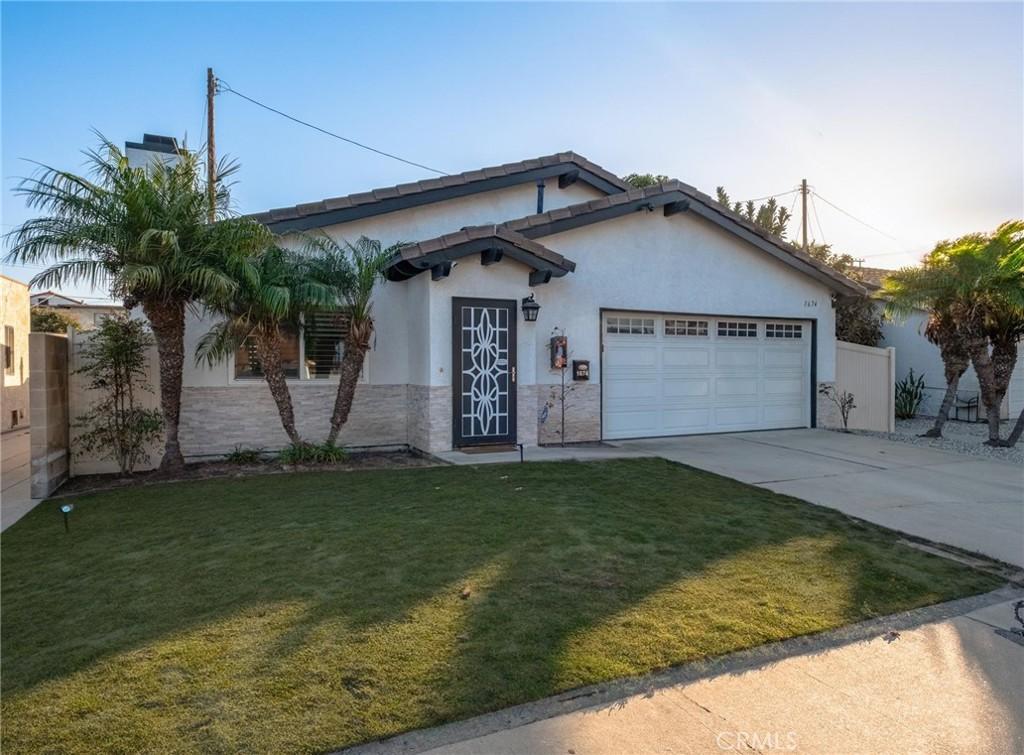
[0,458,997,750]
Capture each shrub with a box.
[278,441,347,465]
[895,369,926,419]
[225,445,266,464]
[74,317,163,475]
[819,385,857,432]
[31,306,80,333]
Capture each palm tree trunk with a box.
[255,329,302,445]
[921,353,969,438]
[143,298,186,472]
[967,337,1010,445]
[1003,407,1024,447]
[325,335,368,446]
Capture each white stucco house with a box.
[144,144,865,458]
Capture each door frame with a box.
[452,297,518,447]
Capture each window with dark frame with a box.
[3,325,13,374]
[717,321,758,338]
[233,313,353,381]
[665,319,709,337]
[606,316,655,335]
[766,323,803,339]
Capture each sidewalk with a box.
[347,588,1024,754]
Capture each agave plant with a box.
[5,135,271,470]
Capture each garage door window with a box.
[606,317,655,335]
[717,321,758,338]
[665,319,708,337]
[766,323,803,339]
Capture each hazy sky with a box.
[3,2,1022,299]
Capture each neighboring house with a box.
[1,275,31,431]
[138,142,864,459]
[30,292,123,330]
[861,268,1022,420]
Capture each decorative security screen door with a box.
[452,298,517,446]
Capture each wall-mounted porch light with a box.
[521,294,540,322]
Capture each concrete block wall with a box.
[29,333,70,497]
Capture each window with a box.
[606,316,655,335]
[766,323,803,339]
[717,321,758,338]
[304,312,350,379]
[3,326,13,375]
[233,313,352,381]
[665,319,708,337]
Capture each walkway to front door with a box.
[452,298,517,447]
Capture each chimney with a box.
[124,134,180,169]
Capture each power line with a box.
[736,188,800,205]
[809,192,826,245]
[812,191,905,246]
[217,80,449,176]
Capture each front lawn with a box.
[1,459,999,753]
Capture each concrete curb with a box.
[338,586,1023,754]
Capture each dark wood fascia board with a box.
[386,237,574,282]
[663,200,690,217]
[480,248,504,266]
[558,170,580,189]
[516,192,686,240]
[263,165,622,234]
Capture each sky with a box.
[2,1,1022,300]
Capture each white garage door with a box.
[602,312,811,439]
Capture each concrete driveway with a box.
[614,429,1024,568]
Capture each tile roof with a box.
[387,226,575,282]
[497,180,866,296]
[250,151,629,229]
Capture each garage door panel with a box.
[602,313,810,439]
[714,405,760,428]
[604,377,658,400]
[604,344,658,368]
[662,408,712,433]
[663,378,710,398]
[715,348,759,368]
[763,404,805,425]
[764,349,804,368]
[716,377,758,397]
[764,377,803,396]
[662,347,710,368]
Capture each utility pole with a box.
[206,67,216,223]
[800,178,809,251]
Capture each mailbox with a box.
[572,360,590,381]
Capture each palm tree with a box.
[195,246,333,444]
[716,187,792,238]
[304,235,403,446]
[5,135,270,471]
[884,222,1024,444]
[883,242,982,438]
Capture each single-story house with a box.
[30,291,124,330]
[859,267,1023,420]
[157,146,865,458]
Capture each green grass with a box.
[1,459,999,754]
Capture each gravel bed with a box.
[848,417,1023,464]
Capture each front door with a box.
[453,298,517,447]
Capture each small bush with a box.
[895,369,926,419]
[278,442,347,465]
[225,445,266,464]
[31,306,81,333]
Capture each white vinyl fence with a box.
[835,340,896,433]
